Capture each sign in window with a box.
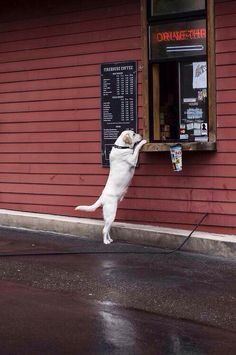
[149,19,206,61]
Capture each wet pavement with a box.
[0,227,235,354]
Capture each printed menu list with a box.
[101,61,137,166]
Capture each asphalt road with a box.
[0,226,235,354]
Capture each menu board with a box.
[101,61,137,166]
[179,61,208,142]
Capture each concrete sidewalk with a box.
[0,209,235,257]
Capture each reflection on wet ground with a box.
[0,227,235,354]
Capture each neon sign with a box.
[150,19,206,60]
[153,28,206,43]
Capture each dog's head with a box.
[118,130,142,148]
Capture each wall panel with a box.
[0,0,235,235]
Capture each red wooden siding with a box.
[0,0,235,235]
[0,0,143,219]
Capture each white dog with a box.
[75,130,146,244]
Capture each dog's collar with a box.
[113,144,132,150]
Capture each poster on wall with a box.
[179,61,208,142]
[101,61,137,166]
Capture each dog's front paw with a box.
[138,140,147,149]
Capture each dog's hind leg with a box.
[102,199,118,244]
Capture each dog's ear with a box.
[123,132,132,145]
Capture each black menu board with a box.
[101,61,137,166]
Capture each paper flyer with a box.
[192,61,207,89]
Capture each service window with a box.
[141,0,216,151]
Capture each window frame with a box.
[141,0,216,152]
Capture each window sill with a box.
[142,141,216,152]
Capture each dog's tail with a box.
[75,197,102,212]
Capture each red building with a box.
[0,0,235,239]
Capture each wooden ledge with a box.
[142,141,217,152]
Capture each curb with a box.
[0,209,235,258]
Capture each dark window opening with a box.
[151,59,208,142]
[150,0,206,18]
[148,0,208,144]
[157,62,179,141]
[141,0,216,151]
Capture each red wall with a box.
[0,0,235,234]
[0,0,141,216]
